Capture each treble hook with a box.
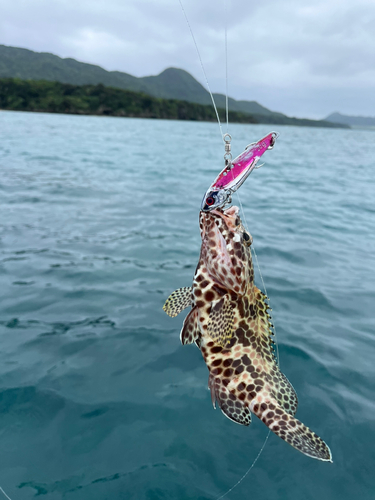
[253,162,264,170]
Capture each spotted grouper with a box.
[163,205,332,461]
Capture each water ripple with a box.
[0,112,374,500]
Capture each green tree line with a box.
[0,78,258,123]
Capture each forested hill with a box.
[0,78,349,128]
[0,44,347,128]
[0,79,258,123]
[0,45,270,113]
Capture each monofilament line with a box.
[0,486,12,500]
[215,430,271,500]
[251,244,280,367]
[178,0,225,142]
[178,3,275,498]
[234,187,280,368]
[211,171,276,500]
[225,0,229,132]
[211,188,279,500]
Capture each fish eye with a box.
[205,196,215,206]
[243,231,252,246]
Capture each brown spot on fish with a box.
[241,354,251,365]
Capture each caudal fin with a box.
[250,397,332,462]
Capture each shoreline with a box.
[0,78,349,129]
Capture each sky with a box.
[1,0,375,119]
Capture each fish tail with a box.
[250,397,332,462]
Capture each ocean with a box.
[0,110,374,500]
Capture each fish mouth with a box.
[211,206,239,231]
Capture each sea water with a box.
[0,110,374,500]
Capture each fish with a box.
[163,205,332,462]
[163,206,332,461]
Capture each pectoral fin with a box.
[207,295,234,347]
[180,307,199,345]
[209,374,251,426]
[250,395,332,462]
[163,287,192,317]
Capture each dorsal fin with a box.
[254,286,277,362]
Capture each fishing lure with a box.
[201,131,279,212]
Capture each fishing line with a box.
[0,486,12,500]
[178,0,225,142]
[215,430,271,500]
[224,0,229,132]
[234,189,280,367]
[209,188,281,500]
[177,2,280,498]
[251,243,280,367]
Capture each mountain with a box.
[0,44,348,128]
[0,45,274,114]
[325,112,375,128]
[0,44,148,92]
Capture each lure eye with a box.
[205,196,215,206]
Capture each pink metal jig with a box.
[201,131,279,211]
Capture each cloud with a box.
[0,0,374,118]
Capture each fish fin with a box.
[254,286,277,361]
[250,396,332,461]
[275,371,298,416]
[180,307,200,345]
[209,374,251,426]
[254,288,299,417]
[163,287,193,317]
[207,295,234,347]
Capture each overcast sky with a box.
[1,0,374,119]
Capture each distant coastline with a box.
[0,78,258,123]
[0,78,348,128]
[324,111,375,128]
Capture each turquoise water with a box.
[0,110,374,500]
